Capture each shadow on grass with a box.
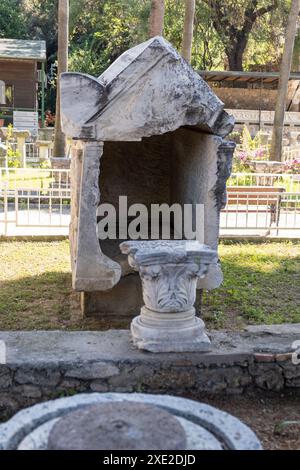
[0,271,130,331]
[0,243,299,331]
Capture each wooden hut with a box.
[0,38,46,130]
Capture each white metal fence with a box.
[0,167,299,237]
[0,168,71,236]
[228,172,300,192]
[0,142,53,167]
[282,146,300,161]
[221,188,300,235]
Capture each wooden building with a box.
[0,39,46,127]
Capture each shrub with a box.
[284,159,300,174]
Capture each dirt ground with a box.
[191,393,300,450]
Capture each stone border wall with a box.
[1,326,300,421]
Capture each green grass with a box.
[203,240,300,329]
[1,169,54,190]
[0,240,299,330]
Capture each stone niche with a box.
[61,36,235,317]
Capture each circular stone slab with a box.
[48,401,187,450]
[0,393,262,450]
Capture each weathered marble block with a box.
[120,240,216,352]
[61,36,235,318]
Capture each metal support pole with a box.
[41,62,45,128]
[4,183,8,236]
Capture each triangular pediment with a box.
[61,37,234,141]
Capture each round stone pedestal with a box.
[131,307,211,352]
[0,393,262,450]
[48,402,186,450]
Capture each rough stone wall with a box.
[1,351,299,422]
[212,87,278,111]
[1,327,300,422]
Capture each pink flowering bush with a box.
[252,147,267,160]
[233,146,268,172]
[284,159,300,174]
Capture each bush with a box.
[5,125,21,168]
[284,159,300,174]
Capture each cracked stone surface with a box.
[0,326,299,422]
[0,393,262,450]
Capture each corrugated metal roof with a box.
[0,39,46,61]
[198,70,300,84]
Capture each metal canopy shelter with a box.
[198,70,300,85]
[198,70,300,126]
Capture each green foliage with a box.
[0,0,27,39]
[5,125,21,168]
[0,0,291,112]
[244,1,289,70]
[69,0,150,76]
[22,0,58,60]
[39,159,51,170]
[274,420,300,436]
[232,126,269,172]
[199,0,288,70]
[241,126,263,151]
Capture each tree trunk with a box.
[226,37,247,71]
[53,0,69,158]
[270,0,300,162]
[149,0,165,38]
[182,0,195,63]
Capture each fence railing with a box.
[282,146,300,161]
[228,172,300,192]
[0,142,54,167]
[0,167,71,190]
[0,167,299,237]
[0,167,71,235]
[221,189,300,234]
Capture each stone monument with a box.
[61,36,235,318]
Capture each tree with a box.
[182,0,195,62]
[149,0,165,37]
[23,0,58,61]
[270,0,300,161]
[69,0,149,77]
[53,0,69,159]
[201,0,279,70]
[0,0,27,39]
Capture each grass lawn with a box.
[0,239,299,330]
[1,169,54,190]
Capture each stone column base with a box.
[131,307,211,353]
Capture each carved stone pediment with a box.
[61,36,234,142]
